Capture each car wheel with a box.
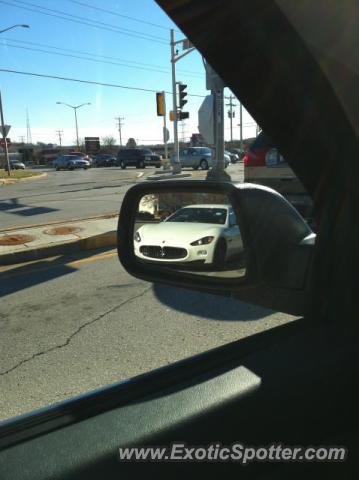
[137,160,145,169]
[213,239,227,266]
[193,166,199,170]
[55,167,60,171]
[83,166,88,170]
[120,160,126,169]
[199,159,208,170]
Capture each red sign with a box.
[0,138,11,148]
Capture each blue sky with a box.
[0,0,257,146]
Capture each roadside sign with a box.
[204,61,225,91]
[198,95,214,144]
[163,127,170,143]
[84,136,100,154]
[0,124,10,137]
[0,137,11,148]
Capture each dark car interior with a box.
[1,0,359,478]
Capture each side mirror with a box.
[117,181,315,315]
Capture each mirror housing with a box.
[117,181,315,315]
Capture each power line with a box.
[2,41,203,78]
[1,37,203,76]
[65,0,177,32]
[11,0,167,42]
[0,68,206,98]
[1,0,167,45]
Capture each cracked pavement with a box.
[0,248,295,422]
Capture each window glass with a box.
[0,0,297,423]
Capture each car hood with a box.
[137,222,223,244]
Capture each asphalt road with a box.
[0,163,244,230]
[0,167,148,230]
[0,247,295,422]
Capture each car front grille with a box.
[140,245,187,259]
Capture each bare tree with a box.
[102,136,117,147]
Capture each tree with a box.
[102,136,117,147]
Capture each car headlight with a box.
[134,231,141,242]
[190,236,214,246]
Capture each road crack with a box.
[0,286,152,376]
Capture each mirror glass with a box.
[134,192,247,279]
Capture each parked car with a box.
[4,160,26,171]
[225,150,239,163]
[93,153,116,167]
[229,148,245,160]
[116,149,161,169]
[68,152,93,166]
[171,147,230,170]
[243,131,313,223]
[134,204,242,265]
[53,155,90,171]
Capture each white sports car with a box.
[134,204,243,265]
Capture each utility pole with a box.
[237,104,243,150]
[26,108,32,144]
[239,103,243,151]
[180,121,186,144]
[0,90,11,176]
[225,94,236,143]
[213,87,225,172]
[56,130,63,147]
[115,116,124,147]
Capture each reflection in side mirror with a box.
[134,191,247,279]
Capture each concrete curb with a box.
[0,230,117,266]
[0,172,47,185]
[0,212,118,234]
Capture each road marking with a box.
[68,251,117,266]
[0,249,118,277]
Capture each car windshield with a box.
[166,207,228,224]
[0,0,298,424]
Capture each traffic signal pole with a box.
[170,29,195,175]
[162,91,168,160]
[170,29,181,173]
[0,90,11,177]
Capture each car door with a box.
[187,148,198,167]
[179,149,188,167]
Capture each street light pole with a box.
[56,102,90,150]
[74,108,79,149]
[0,90,11,176]
[0,24,29,34]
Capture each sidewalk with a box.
[0,214,118,266]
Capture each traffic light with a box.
[178,111,189,120]
[178,83,188,109]
[169,110,175,121]
[156,92,165,116]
